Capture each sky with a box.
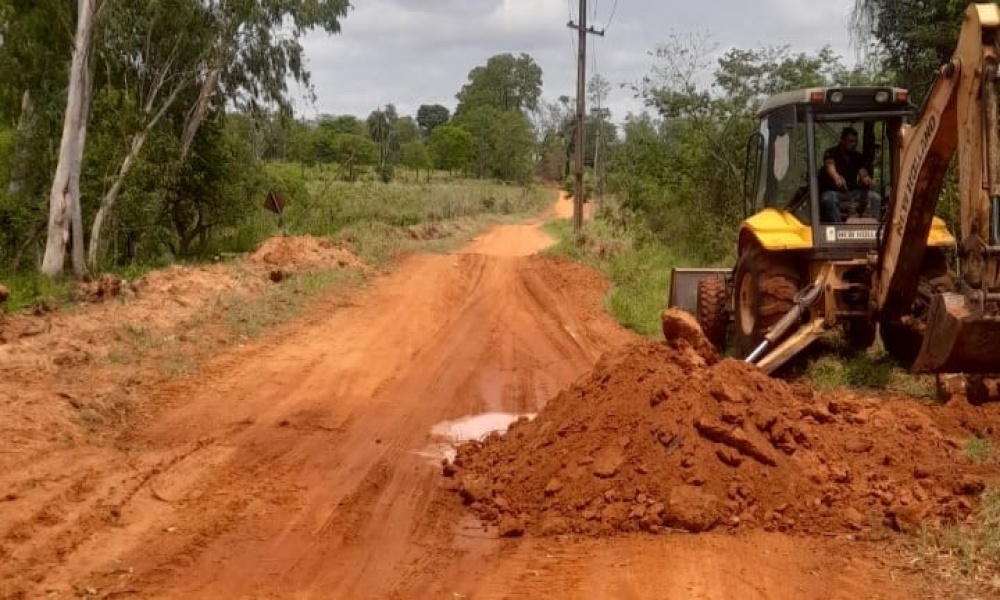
[292,0,865,123]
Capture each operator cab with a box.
[744,86,913,254]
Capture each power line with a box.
[566,0,577,62]
[605,0,620,31]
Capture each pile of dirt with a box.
[249,235,370,272]
[445,310,995,538]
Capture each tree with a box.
[41,0,102,278]
[178,0,352,163]
[400,141,431,180]
[416,104,450,136]
[318,114,367,136]
[0,0,75,269]
[455,53,543,116]
[87,1,214,268]
[429,124,475,173]
[851,0,965,91]
[395,116,420,145]
[486,109,535,183]
[452,106,535,183]
[331,134,377,181]
[367,105,400,182]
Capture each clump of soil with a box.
[446,309,994,537]
[249,235,370,272]
[77,274,136,303]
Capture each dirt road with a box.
[2,193,915,598]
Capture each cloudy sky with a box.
[293,0,864,122]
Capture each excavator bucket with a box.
[912,293,1000,373]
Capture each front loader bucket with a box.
[912,292,1000,373]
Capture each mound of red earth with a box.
[445,310,995,537]
[249,234,372,273]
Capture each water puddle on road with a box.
[415,412,536,465]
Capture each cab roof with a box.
[756,86,912,118]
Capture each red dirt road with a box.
[2,193,916,598]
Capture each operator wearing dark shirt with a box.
[818,126,882,222]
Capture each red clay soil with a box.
[447,310,1000,538]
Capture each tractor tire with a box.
[880,249,955,368]
[696,275,728,352]
[732,245,802,358]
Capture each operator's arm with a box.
[823,150,847,189]
[858,152,874,187]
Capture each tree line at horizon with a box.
[0,0,961,279]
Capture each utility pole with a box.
[567,2,604,233]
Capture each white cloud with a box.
[291,0,862,123]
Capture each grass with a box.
[1,172,553,314]
[804,351,892,390]
[913,488,1000,596]
[966,436,994,465]
[210,165,552,260]
[543,217,682,337]
[222,268,365,340]
[0,270,76,313]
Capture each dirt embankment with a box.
[447,310,1000,538]
[0,235,370,471]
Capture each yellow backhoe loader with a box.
[668,3,1000,398]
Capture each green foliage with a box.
[453,106,535,183]
[544,216,678,337]
[852,0,966,91]
[416,104,450,136]
[966,436,994,466]
[394,116,420,145]
[455,53,543,116]
[804,353,895,390]
[429,124,476,173]
[0,269,75,312]
[367,105,401,182]
[400,141,431,174]
[208,0,352,115]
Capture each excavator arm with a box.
[874,3,1000,373]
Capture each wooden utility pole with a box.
[567,2,604,232]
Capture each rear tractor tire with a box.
[732,245,803,358]
[696,275,729,352]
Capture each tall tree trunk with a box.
[7,90,34,199]
[69,62,93,275]
[41,0,96,278]
[88,131,145,267]
[88,77,187,267]
[179,65,222,161]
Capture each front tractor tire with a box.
[696,275,729,352]
[733,245,802,357]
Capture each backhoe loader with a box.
[667,3,1000,398]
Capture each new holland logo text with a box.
[826,226,877,241]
